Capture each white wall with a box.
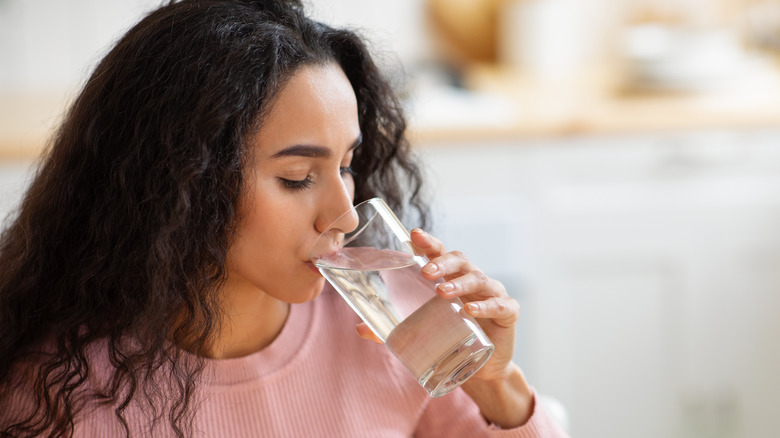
[0,0,162,92]
[0,0,428,94]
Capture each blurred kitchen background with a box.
[3,0,780,436]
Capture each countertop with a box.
[4,63,780,160]
[408,63,780,145]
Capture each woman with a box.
[0,1,568,436]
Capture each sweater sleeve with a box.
[414,387,570,438]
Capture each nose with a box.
[314,176,359,235]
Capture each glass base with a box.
[419,333,495,398]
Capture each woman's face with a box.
[225,63,361,303]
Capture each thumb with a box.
[355,323,384,344]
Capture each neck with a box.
[209,280,291,359]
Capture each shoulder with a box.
[0,338,116,433]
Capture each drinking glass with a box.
[310,197,494,397]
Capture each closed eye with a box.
[279,176,313,191]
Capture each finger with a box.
[465,296,521,328]
[437,270,504,299]
[356,323,383,344]
[410,228,446,260]
[421,250,475,282]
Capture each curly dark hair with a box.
[0,1,428,436]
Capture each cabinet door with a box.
[537,254,679,438]
[419,129,780,438]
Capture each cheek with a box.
[228,194,287,272]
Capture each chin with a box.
[289,278,327,304]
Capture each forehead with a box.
[251,63,359,158]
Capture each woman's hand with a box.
[355,228,535,428]
[411,229,534,427]
[413,228,535,428]
[410,228,520,382]
[353,228,520,358]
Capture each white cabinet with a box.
[0,159,35,228]
[418,129,780,438]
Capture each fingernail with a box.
[422,263,438,275]
[439,282,454,294]
[411,228,424,235]
[466,302,480,313]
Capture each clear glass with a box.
[310,198,494,397]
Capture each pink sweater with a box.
[18,287,569,437]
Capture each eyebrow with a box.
[271,133,363,159]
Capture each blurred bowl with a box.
[622,25,751,91]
